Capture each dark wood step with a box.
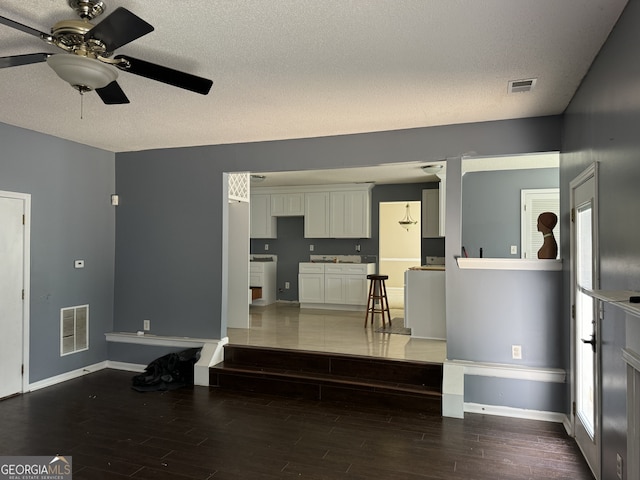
[210,345,443,414]
[221,344,443,390]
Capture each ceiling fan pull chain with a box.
[80,90,84,120]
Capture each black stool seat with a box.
[364,274,391,328]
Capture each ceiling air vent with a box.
[508,78,537,93]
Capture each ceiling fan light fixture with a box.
[47,54,118,91]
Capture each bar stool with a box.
[364,274,392,328]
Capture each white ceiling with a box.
[0,0,628,153]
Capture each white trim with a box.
[105,332,228,386]
[449,359,566,383]
[456,258,562,271]
[105,331,221,348]
[442,359,566,420]
[622,348,640,372]
[106,361,147,372]
[563,414,573,435]
[0,190,31,393]
[194,337,229,386]
[464,402,567,424]
[28,361,108,392]
[252,183,373,195]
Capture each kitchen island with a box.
[404,266,446,340]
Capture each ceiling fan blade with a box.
[0,53,49,68]
[115,55,213,95]
[0,15,49,39]
[95,81,130,104]
[86,7,153,52]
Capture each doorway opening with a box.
[379,201,421,309]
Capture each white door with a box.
[0,193,26,399]
[570,164,600,478]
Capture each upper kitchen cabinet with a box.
[270,193,304,216]
[330,189,371,238]
[252,184,373,239]
[422,180,446,238]
[304,192,331,238]
[250,194,277,238]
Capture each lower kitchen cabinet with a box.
[250,261,277,306]
[299,262,375,310]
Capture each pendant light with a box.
[398,203,417,231]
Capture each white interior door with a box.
[0,193,26,399]
[570,164,600,479]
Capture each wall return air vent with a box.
[60,304,89,356]
[508,78,537,93]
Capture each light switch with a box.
[510,245,518,255]
[74,260,85,269]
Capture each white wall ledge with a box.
[105,331,220,348]
[456,258,562,271]
[584,289,640,318]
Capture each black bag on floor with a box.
[131,347,201,392]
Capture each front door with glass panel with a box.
[570,164,600,479]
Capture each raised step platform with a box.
[210,345,443,414]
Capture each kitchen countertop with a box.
[408,265,445,271]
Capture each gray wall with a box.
[561,0,640,476]
[115,116,562,340]
[0,122,115,383]
[250,182,442,302]
[462,168,558,258]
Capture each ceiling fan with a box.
[0,0,213,104]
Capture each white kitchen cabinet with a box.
[271,193,304,216]
[422,189,440,238]
[304,192,331,238]
[249,261,277,306]
[300,262,375,309]
[298,263,325,303]
[330,190,371,238]
[422,181,446,238]
[250,194,277,238]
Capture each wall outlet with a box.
[143,319,150,331]
[264,243,269,251]
[510,245,518,255]
[309,244,314,251]
[512,345,522,359]
[285,281,290,289]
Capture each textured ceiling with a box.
[0,0,628,153]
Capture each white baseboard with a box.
[28,361,108,392]
[464,402,566,424]
[443,359,567,421]
[563,414,573,435]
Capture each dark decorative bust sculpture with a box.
[537,212,558,259]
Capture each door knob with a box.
[582,334,596,353]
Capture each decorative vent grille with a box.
[228,173,249,203]
[508,78,537,93]
[60,305,89,356]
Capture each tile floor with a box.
[227,303,447,363]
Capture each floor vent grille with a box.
[60,304,89,356]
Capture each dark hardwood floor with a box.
[0,369,593,479]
